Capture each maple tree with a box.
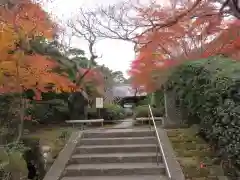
[128,0,240,92]
[67,0,240,92]
[30,38,106,97]
[0,0,79,142]
[0,0,77,97]
[78,67,105,97]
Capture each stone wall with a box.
[165,90,183,125]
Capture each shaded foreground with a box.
[167,128,227,180]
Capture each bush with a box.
[87,108,99,119]
[0,94,22,144]
[137,91,165,108]
[133,105,164,118]
[0,142,30,180]
[137,96,151,106]
[104,104,126,121]
[22,137,46,180]
[87,104,126,121]
[0,149,28,180]
[166,56,240,167]
[153,90,165,108]
[27,99,69,124]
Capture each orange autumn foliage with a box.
[0,54,76,94]
[202,20,240,59]
[0,0,77,95]
[0,0,56,61]
[129,0,240,92]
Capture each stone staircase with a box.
[61,129,168,180]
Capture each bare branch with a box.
[68,0,222,55]
[68,8,100,85]
[68,8,98,64]
[219,0,240,18]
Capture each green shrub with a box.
[153,90,165,108]
[87,104,126,121]
[0,94,20,144]
[27,99,69,124]
[166,56,240,167]
[0,142,33,180]
[137,96,151,106]
[87,108,99,119]
[104,104,126,120]
[58,130,71,141]
[22,137,46,179]
[0,149,28,180]
[137,91,164,108]
[133,105,164,118]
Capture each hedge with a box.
[137,91,165,109]
[88,104,126,121]
[104,104,126,120]
[26,99,69,124]
[166,56,240,167]
[133,105,164,118]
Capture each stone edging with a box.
[157,128,185,180]
[43,131,83,180]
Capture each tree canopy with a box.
[0,0,122,99]
[0,0,77,97]
[128,0,240,91]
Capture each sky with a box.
[43,0,136,78]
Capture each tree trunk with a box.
[16,97,25,142]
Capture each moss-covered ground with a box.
[167,128,226,180]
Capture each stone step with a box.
[61,175,168,180]
[68,152,161,164]
[63,163,165,176]
[82,129,155,139]
[74,144,157,154]
[79,137,156,146]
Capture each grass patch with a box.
[167,127,225,180]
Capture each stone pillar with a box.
[165,90,182,125]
